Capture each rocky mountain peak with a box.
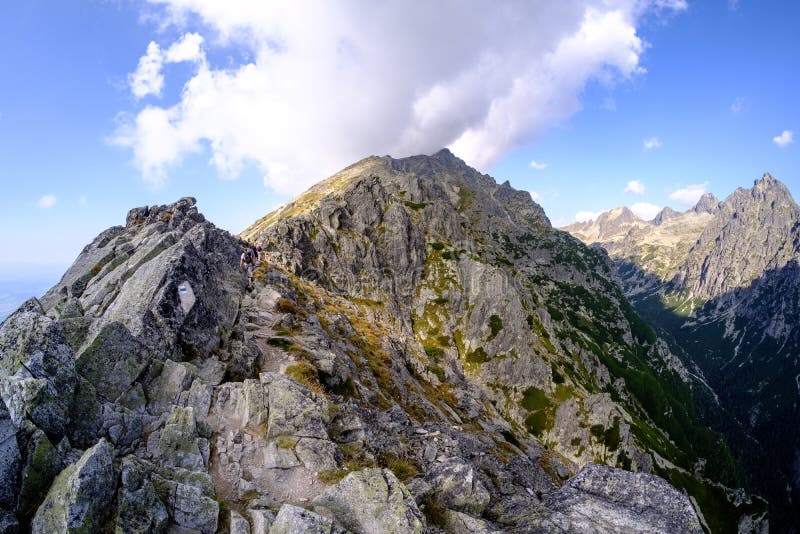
[692,193,720,215]
[653,206,681,225]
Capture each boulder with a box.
[249,508,276,534]
[15,425,61,515]
[114,457,169,534]
[425,457,490,515]
[532,463,704,533]
[269,504,346,534]
[230,510,251,534]
[443,510,503,534]
[150,466,219,534]
[31,439,117,533]
[147,406,205,470]
[0,301,76,438]
[263,373,328,439]
[312,468,425,534]
[75,322,151,402]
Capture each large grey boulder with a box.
[150,466,219,534]
[269,504,347,534]
[31,439,117,533]
[147,406,205,470]
[114,456,169,534]
[15,425,62,516]
[0,299,76,438]
[532,463,703,533]
[263,373,329,439]
[424,457,491,515]
[312,468,425,534]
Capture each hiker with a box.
[256,243,263,263]
[240,246,255,281]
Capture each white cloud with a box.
[773,130,793,148]
[654,0,689,9]
[128,33,206,100]
[669,182,708,205]
[115,1,685,191]
[643,136,661,150]
[530,191,542,202]
[529,160,548,170]
[129,42,165,99]
[730,96,744,114]
[165,32,205,63]
[728,0,740,10]
[574,210,601,222]
[624,179,645,195]
[37,194,57,208]
[630,201,661,219]
[78,195,88,205]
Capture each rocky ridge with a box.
[0,153,761,533]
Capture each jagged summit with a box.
[243,150,550,244]
[692,193,720,215]
[653,206,681,225]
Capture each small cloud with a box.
[773,130,793,148]
[624,179,645,195]
[602,98,617,111]
[654,0,689,10]
[630,202,661,220]
[574,210,601,222]
[129,41,164,99]
[643,137,662,150]
[669,182,708,205]
[529,160,548,170]
[530,191,542,202]
[79,195,88,205]
[129,33,206,100]
[165,32,205,63]
[37,194,57,208]
[728,0,740,10]
[730,97,745,114]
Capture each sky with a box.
[0,0,798,311]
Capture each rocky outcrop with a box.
[312,468,425,534]
[531,463,703,533]
[31,439,116,533]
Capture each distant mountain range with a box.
[565,173,800,530]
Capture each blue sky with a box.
[0,0,798,304]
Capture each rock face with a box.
[0,154,739,532]
[532,463,703,533]
[31,439,116,533]
[565,173,799,530]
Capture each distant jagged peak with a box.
[653,206,681,225]
[691,193,720,215]
[751,171,792,198]
[599,206,639,223]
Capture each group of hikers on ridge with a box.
[239,243,263,281]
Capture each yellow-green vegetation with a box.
[521,386,554,437]
[380,452,419,481]
[285,362,325,395]
[487,314,503,340]
[275,436,299,449]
